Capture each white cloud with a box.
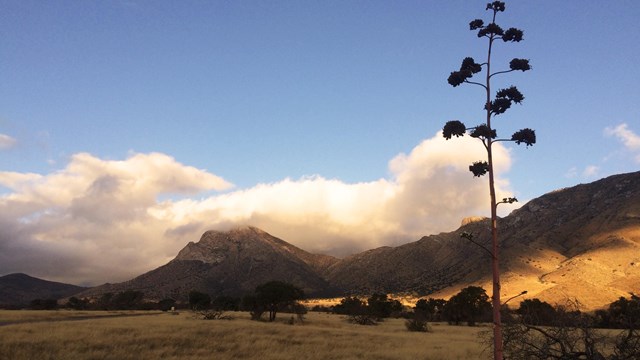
[605,123,640,163]
[565,167,578,179]
[0,134,17,149]
[582,165,599,178]
[0,134,518,285]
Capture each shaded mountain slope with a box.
[0,273,87,306]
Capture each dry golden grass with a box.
[0,310,160,325]
[0,310,488,360]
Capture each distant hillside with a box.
[35,171,640,310]
[0,273,87,306]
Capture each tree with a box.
[443,286,491,326]
[111,290,144,310]
[332,296,367,316]
[604,294,640,329]
[415,298,447,321]
[367,293,403,320]
[188,290,211,310]
[441,2,534,359]
[332,296,376,325]
[67,296,89,310]
[253,281,305,322]
[517,298,556,326]
[30,298,58,310]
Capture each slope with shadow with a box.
[79,226,339,301]
[0,273,87,306]
[325,171,640,309]
[322,218,493,296]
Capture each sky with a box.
[1,1,639,286]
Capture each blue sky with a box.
[1,1,639,284]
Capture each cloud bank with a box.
[0,133,517,285]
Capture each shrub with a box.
[405,312,431,332]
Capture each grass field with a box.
[0,310,489,360]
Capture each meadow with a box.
[0,310,488,360]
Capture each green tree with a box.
[254,281,305,322]
[441,2,534,359]
[443,286,491,326]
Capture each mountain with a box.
[71,171,640,310]
[78,226,340,301]
[325,171,640,309]
[0,273,87,306]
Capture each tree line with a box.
[25,284,640,333]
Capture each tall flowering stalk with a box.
[442,2,535,359]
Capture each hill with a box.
[0,273,87,306]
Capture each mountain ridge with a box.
[4,171,639,310]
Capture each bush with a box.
[348,314,378,326]
[194,309,231,320]
[157,298,176,311]
[405,312,431,332]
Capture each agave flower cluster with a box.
[443,0,536,180]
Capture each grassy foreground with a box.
[0,310,488,360]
